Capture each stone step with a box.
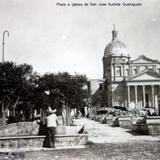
[0,134,88,149]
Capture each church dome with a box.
[104,27,129,57]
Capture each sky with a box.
[0,0,160,79]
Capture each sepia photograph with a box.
[0,0,160,159]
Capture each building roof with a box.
[104,26,129,57]
[131,55,160,64]
[127,69,160,82]
[89,79,104,95]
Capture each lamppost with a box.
[2,30,9,63]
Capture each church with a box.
[93,26,160,114]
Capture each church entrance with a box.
[142,94,149,108]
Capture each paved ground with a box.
[73,118,160,143]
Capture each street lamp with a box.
[2,30,9,63]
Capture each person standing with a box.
[46,106,58,148]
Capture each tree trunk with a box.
[62,104,66,126]
[12,97,20,118]
[1,102,6,126]
[1,102,10,126]
[66,105,71,126]
[66,105,69,126]
[29,108,33,121]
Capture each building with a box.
[103,26,160,114]
[87,79,103,114]
[89,79,104,95]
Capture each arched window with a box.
[126,69,129,76]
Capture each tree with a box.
[0,62,37,124]
[0,62,90,125]
[36,72,90,125]
[37,72,89,108]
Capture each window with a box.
[140,66,146,72]
[148,65,154,71]
[158,68,160,74]
[115,66,121,77]
[133,68,137,75]
[126,69,129,76]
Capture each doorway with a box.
[142,94,149,108]
[145,94,149,108]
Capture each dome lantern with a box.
[112,24,118,41]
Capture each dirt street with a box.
[73,118,160,143]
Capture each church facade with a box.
[103,27,160,114]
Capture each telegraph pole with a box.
[2,30,9,63]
